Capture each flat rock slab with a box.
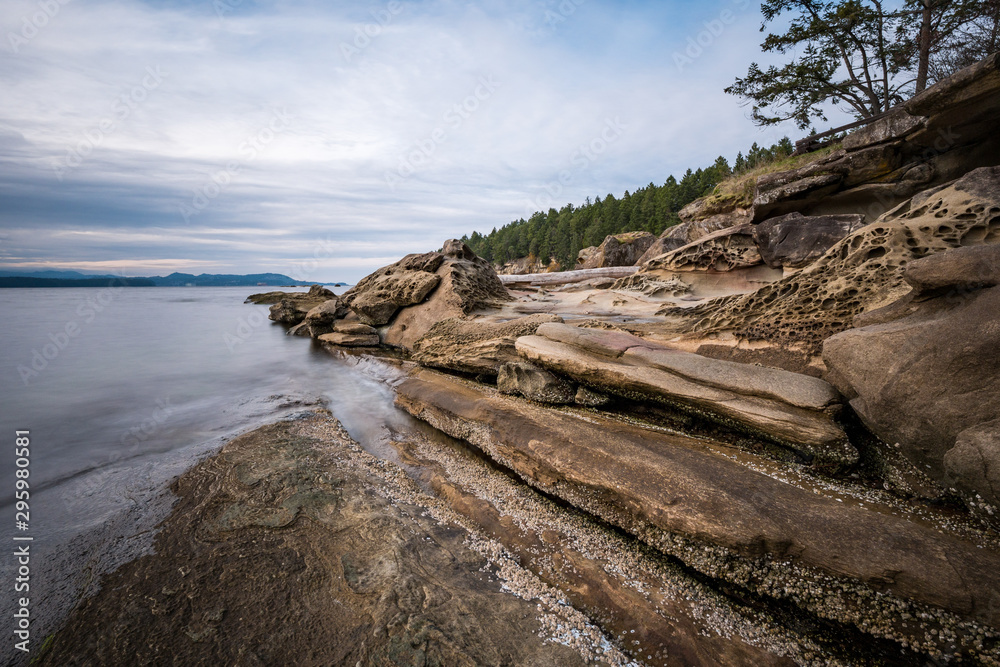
[394,368,1000,641]
[517,323,853,466]
[37,414,590,667]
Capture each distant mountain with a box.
[145,272,313,287]
[0,269,332,287]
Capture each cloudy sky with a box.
[0,0,843,283]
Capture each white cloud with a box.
[0,0,831,283]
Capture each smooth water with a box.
[0,285,432,657]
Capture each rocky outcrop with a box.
[497,361,577,404]
[515,323,853,467]
[642,225,762,273]
[410,314,562,376]
[301,297,349,336]
[636,210,752,265]
[38,414,591,667]
[752,212,866,269]
[495,254,558,275]
[395,367,1000,655]
[823,243,1000,521]
[751,53,1000,222]
[660,167,1000,350]
[576,232,656,269]
[610,273,691,297]
[257,285,338,325]
[245,284,335,305]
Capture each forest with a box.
[462,137,794,269]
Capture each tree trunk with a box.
[915,0,933,93]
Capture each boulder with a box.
[577,232,656,269]
[642,225,762,273]
[822,244,1000,519]
[411,314,562,376]
[382,242,513,351]
[246,284,335,305]
[497,361,577,404]
[317,332,380,347]
[340,251,445,325]
[333,320,377,336]
[268,299,306,325]
[752,212,866,269]
[636,210,751,266]
[902,242,1000,293]
[944,420,1000,517]
[660,167,1000,351]
[341,241,512,349]
[347,272,441,326]
[302,297,349,336]
[395,367,1000,643]
[516,323,853,467]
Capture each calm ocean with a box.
[0,285,424,662]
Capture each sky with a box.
[0,0,848,284]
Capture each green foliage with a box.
[462,138,792,270]
[726,0,912,129]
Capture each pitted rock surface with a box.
[659,167,1000,349]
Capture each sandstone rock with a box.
[823,278,1000,514]
[753,212,866,269]
[610,273,691,297]
[678,196,741,223]
[661,167,1000,350]
[395,367,1000,639]
[263,286,338,325]
[302,298,348,336]
[411,314,563,375]
[38,413,589,667]
[842,108,925,151]
[332,320,377,335]
[902,237,1000,293]
[517,323,853,467]
[637,211,752,266]
[246,284,335,305]
[317,331,380,347]
[347,271,441,326]
[574,246,598,268]
[382,243,513,351]
[944,420,1000,517]
[577,232,655,269]
[574,385,610,407]
[268,299,306,325]
[286,322,311,336]
[642,225,762,273]
[497,361,576,404]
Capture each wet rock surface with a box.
[38,414,592,667]
[395,367,1000,662]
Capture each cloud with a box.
[0,0,834,283]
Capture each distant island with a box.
[0,270,347,288]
